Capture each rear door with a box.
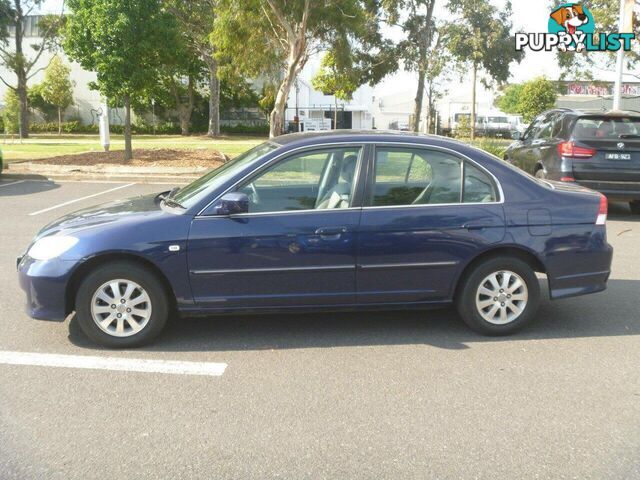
[570,115,640,183]
[356,145,505,304]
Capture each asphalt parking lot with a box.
[1,178,639,479]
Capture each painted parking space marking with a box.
[0,180,27,189]
[28,182,136,216]
[0,351,227,377]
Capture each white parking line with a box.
[0,351,227,377]
[0,180,27,189]
[28,182,136,216]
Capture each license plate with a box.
[605,153,631,160]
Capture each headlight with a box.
[28,236,78,261]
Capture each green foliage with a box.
[2,89,20,134]
[257,84,276,121]
[471,138,509,158]
[495,83,523,114]
[454,115,471,138]
[28,83,58,121]
[446,0,523,85]
[517,77,557,123]
[40,56,74,112]
[220,124,269,135]
[311,52,360,102]
[63,0,179,102]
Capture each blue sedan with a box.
[18,131,613,347]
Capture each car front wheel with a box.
[75,262,170,348]
[456,257,541,335]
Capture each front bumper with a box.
[17,255,76,321]
[574,180,640,201]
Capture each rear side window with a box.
[572,116,640,139]
[369,147,497,207]
[464,163,497,203]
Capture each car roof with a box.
[545,108,640,118]
[271,130,472,149]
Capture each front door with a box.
[188,145,364,309]
[356,145,505,304]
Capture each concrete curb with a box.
[6,162,209,183]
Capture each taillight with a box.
[596,194,607,225]
[558,141,596,158]
[560,176,575,182]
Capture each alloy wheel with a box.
[90,279,152,337]
[475,270,528,325]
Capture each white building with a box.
[0,14,112,125]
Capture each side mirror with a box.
[215,192,249,215]
[511,131,522,140]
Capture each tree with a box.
[0,1,64,138]
[446,0,523,139]
[165,0,222,137]
[516,77,557,123]
[495,83,523,115]
[40,55,74,135]
[396,0,437,132]
[312,51,359,129]
[63,0,179,160]
[214,0,396,138]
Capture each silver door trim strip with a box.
[358,261,459,270]
[190,264,356,275]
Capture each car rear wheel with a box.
[630,201,640,215]
[456,257,541,335]
[75,262,169,348]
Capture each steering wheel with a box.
[247,182,260,205]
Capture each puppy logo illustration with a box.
[548,3,593,52]
[515,3,635,54]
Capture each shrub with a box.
[221,124,269,135]
[2,90,20,134]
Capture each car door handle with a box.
[462,222,485,231]
[315,226,348,238]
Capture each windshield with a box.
[488,116,508,123]
[573,116,640,140]
[172,142,278,210]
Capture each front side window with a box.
[238,146,362,213]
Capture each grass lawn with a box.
[0,134,267,163]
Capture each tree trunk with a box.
[13,2,29,139]
[470,63,477,140]
[17,81,29,139]
[176,76,195,136]
[123,94,133,161]
[58,106,62,135]
[206,57,220,137]
[270,40,307,138]
[412,67,426,133]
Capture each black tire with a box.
[456,256,541,336]
[75,261,170,348]
[630,201,640,215]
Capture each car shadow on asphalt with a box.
[67,279,640,352]
[0,176,60,197]
[609,202,640,222]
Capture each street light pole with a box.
[613,0,634,110]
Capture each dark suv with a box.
[505,109,640,214]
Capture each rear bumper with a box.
[17,256,74,321]
[574,180,640,201]
[547,241,613,300]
